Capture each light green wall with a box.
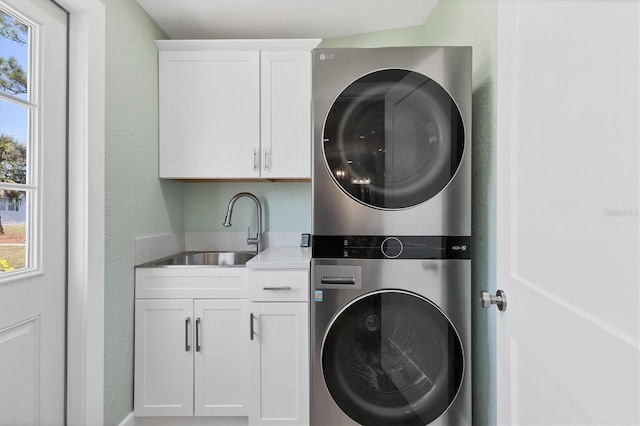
[103,0,182,424]
[322,2,498,424]
[320,24,426,47]
[184,182,311,232]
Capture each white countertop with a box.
[246,246,311,270]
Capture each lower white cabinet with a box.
[248,268,310,425]
[249,302,309,425]
[134,261,310,424]
[134,298,249,417]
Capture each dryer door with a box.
[321,290,464,425]
[323,69,465,209]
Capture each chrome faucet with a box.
[223,192,263,254]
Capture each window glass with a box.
[0,99,28,184]
[0,9,30,274]
[0,10,29,100]
[0,189,27,271]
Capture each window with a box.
[0,8,31,273]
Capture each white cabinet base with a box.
[134,300,194,417]
[135,248,311,424]
[249,302,309,426]
[134,299,249,418]
[194,300,249,416]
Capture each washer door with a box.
[322,290,464,425]
[323,69,465,209]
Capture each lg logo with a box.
[319,53,335,60]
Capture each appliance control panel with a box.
[312,235,471,260]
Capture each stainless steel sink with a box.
[144,251,255,267]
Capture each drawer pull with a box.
[321,276,356,285]
[263,286,291,291]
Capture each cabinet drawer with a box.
[135,267,248,299]
[248,270,309,302]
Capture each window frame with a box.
[0,4,42,280]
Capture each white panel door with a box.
[249,302,309,426]
[134,299,194,417]
[0,0,67,424]
[260,51,311,179]
[496,1,639,425]
[194,299,249,416]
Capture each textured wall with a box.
[321,2,498,424]
[184,182,311,233]
[103,1,183,424]
[319,24,426,48]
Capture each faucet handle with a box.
[246,227,261,254]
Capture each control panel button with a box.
[381,237,403,258]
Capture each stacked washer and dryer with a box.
[310,47,472,425]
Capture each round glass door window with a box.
[323,69,465,209]
[322,290,464,425]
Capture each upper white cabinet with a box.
[260,52,312,179]
[157,40,319,180]
[158,50,260,179]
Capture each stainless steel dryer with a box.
[312,47,471,236]
[311,47,472,425]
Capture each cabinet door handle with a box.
[249,313,255,341]
[195,317,201,352]
[253,148,258,171]
[263,286,291,291]
[263,148,268,171]
[185,317,191,352]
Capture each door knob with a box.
[480,290,507,311]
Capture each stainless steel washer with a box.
[310,238,471,425]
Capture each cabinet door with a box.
[134,299,194,417]
[249,302,309,425]
[260,52,311,179]
[194,299,249,416]
[159,50,260,179]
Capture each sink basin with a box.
[146,251,255,267]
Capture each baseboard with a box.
[118,412,135,426]
[118,414,248,426]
